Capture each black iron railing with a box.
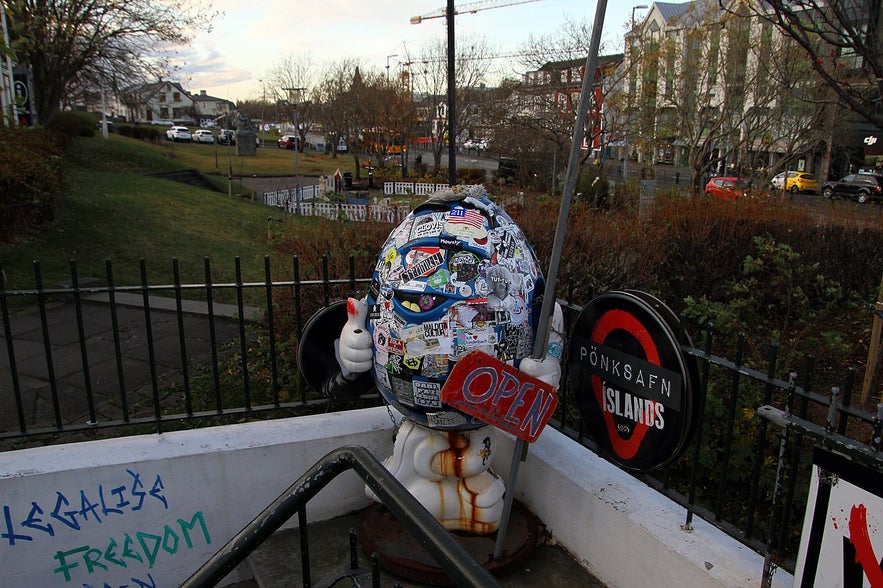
[2,255,881,572]
[181,445,501,588]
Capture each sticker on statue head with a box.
[366,185,545,430]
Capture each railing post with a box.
[105,258,130,421]
[234,257,251,410]
[1,261,27,433]
[264,255,280,406]
[171,259,194,416]
[685,321,714,531]
[203,256,223,413]
[139,258,162,431]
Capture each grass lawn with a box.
[122,133,359,179]
[0,134,346,292]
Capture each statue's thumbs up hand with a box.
[336,297,373,377]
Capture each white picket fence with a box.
[263,185,322,209]
[383,181,450,196]
[302,202,412,223]
[262,181,452,222]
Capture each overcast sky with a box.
[175,0,645,102]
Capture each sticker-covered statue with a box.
[300,184,563,534]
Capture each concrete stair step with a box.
[245,507,606,588]
[246,510,372,588]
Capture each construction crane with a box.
[410,0,542,25]
[410,0,543,185]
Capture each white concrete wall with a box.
[497,427,794,588]
[0,410,392,588]
[0,408,793,588]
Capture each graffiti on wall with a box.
[1,468,212,586]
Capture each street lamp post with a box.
[623,4,648,182]
[259,79,266,149]
[631,4,648,26]
[284,87,305,214]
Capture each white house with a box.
[121,80,196,124]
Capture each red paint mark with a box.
[590,309,661,460]
[848,503,883,586]
[832,517,839,530]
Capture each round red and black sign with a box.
[568,291,700,471]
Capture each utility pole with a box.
[411,0,541,186]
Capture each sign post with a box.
[441,0,610,561]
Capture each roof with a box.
[538,53,624,73]
[653,1,696,22]
[192,92,229,103]
[124,80,192,101]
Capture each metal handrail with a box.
[181,445,502,588]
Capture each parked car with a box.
[770,171,818,194]
[277,135,299,149]
[704,176,752,200]
[217,130,236,145]
[166,126,192,142]
[193,129,215,144]
[821,173,883,203]
[463,138,489,151]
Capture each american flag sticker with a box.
[447,207,485,229]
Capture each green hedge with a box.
[46,110,97,138]
[117,123,163,142]
[0,127,66,243]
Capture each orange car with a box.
[704,176,751,200]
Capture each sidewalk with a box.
[0,293,252,445]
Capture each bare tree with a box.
[720,0,883,130]
[496,17,624,190]
[411,36,493,171]
[3,0,214,123]
[315,63,388,181]
[265,53,316,153]
[625,1,845,194]
[314,58,362,161]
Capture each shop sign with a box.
[568,291,700,471]
[441,350,558,442]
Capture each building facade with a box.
[121,80,197,125]
[623,0,883,184]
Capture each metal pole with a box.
[494,0,609,561]
[446,0,456,186]
[295,101,301,215]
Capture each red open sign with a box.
[441,350,558,443]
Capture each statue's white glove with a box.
[518,302,564,389]
[335,297,373,379]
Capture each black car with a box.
[821,173,883,203]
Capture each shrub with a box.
[0,127,66,243]
[46,110,96,138]
[266,187,883,402]
[117,123,162,142]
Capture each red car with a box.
[277,135,299,149]
[704,176,751,200]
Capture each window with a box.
[173,92,181,102]
[665,31,677,100]
[158,93,166,103]
[708,29,720,86]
